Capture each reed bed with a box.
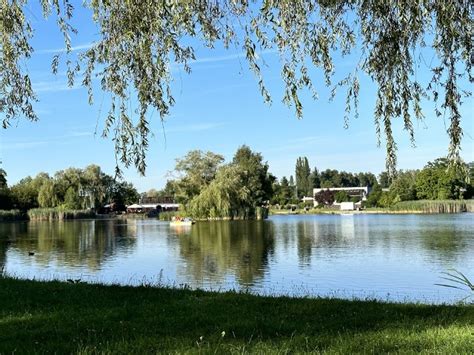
[0,209,26,221]
[390,200,474,213]
[27,208,96,221]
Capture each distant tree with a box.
[357,172,377,187]
[107,181,139,208]
[288,175,297,200]
[186,146,273,219]
[310,167,321,189]
[389,170,418,202]
[273,176,293,206]
[232,145,274,207]
[145,189,160,199]
[295,157,311,198]
[320,169,341,188]
[270,179,281,205]
[364,184,383,207]
[188,165,249,219]
[173,150,224,203]
[10,173,50,210]
[0,166,12,209]
[54,168,83,202]
[334,190,350,203]
[314,189,335,206]
[81,165,109,209]
[469,162,474,182]
[63,187,82,210]
[416,158,469,200]
[0,167,7,189]
[38,180,59,208]
[378,171,391,188]
[468,162,474,198]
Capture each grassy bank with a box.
[0,209,26,221]
[0,277,472,353]
[27,208,96,221]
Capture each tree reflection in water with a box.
[0,220,136,271]
[174,221,275,287]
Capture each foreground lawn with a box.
[0,277,472,354]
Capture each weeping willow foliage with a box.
[1,1,472,175]
[188,165,252,219]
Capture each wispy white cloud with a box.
[193,49,277,64]
[36,42,94,54]
[170,49,277,71]
[2,131,94,151]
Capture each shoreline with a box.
[0,276,472,353]
[270,209,473,216]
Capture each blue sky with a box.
[1,5,473,192]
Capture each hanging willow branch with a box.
[1,0,472,176]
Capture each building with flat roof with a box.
[126,203,179,214]
[313,186,371,208]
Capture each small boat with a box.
[170,217,195,227]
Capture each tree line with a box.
[146,150,473,215]
[0,165,139,212]
[1,152,473,217]
[159,146,274,219]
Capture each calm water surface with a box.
[1,214,473,303]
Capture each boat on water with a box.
[170,217,195,227]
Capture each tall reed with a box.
[27,208,96,221]
[390,200,474,213]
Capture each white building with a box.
[313,186,371,209]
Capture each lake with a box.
[1,214,473,303]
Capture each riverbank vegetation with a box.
[270,157,473,212]
[1,155,473,220]
[164,146,274,220]
[0,277,472,353]
[0,165,139,215]
[27,208,96,221]
[387,200,474,214]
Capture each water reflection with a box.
[0,220,136,271]
[0,214,472,303]
[174,221,275,286]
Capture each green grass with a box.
[0,277,472,354]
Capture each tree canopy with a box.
[4,164,139,211]
[1,1,471,175]
[172,145,273,219]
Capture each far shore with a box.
[270,209,463,215]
